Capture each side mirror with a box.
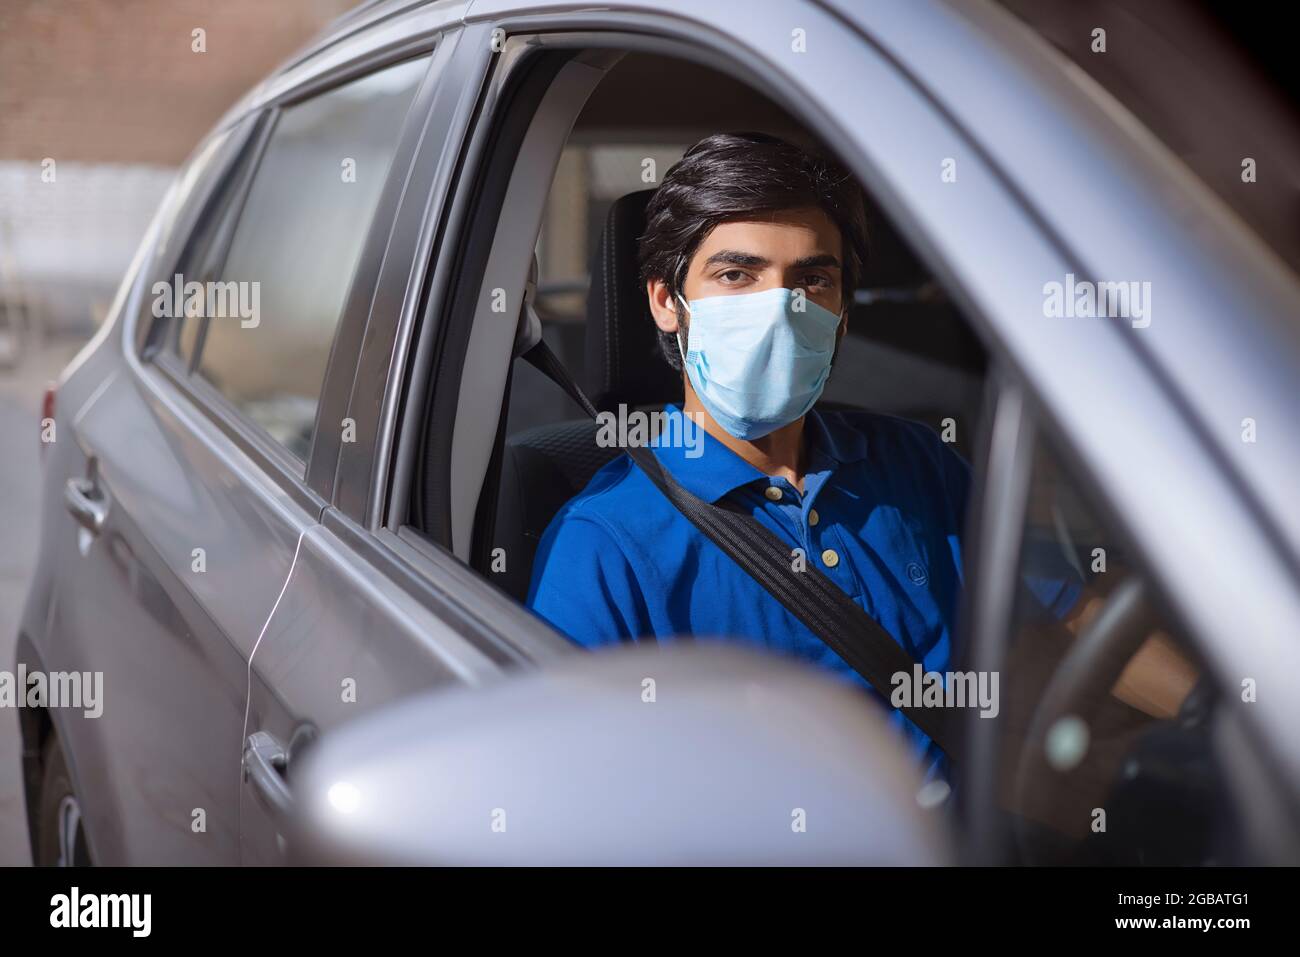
[290,643,952,865]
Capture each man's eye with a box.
[801,275,831,289]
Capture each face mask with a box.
[675,287,841,440]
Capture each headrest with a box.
[584,189,683,412]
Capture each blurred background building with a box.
[0,0,355,360]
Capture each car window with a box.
[156,118,267,367]
[406,46,992,629]
[159,127,260,369]
[191,56,427,460]
[989,431,1257,865]
[135,124,246,358]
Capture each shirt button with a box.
[808,508,820,526]
[764,486,783,502]
[821,548,839,568]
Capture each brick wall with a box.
[0,0,357,336]
[0,0,357,164]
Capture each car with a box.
[15,0,1300,866]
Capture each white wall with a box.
[0,161,175,334]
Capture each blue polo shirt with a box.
[526,405,1079,776]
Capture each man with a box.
[526,132,1008,772]
[525,132,1189,774]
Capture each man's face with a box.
[648,205,847,341]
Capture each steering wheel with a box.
[1009,576,1165,861]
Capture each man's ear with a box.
[647,278,682,334]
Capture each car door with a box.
[235,20,577,864]
[37,123,336,864]
[43,36,446,866]
[29,123,265,866]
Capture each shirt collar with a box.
[804,405,871,467]
[649,405,870,503]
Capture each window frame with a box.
[407,42,594,557]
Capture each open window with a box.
[400,42,990,609]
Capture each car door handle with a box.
[64,475,108,535]
[244,730,293,822]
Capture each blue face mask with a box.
[676,287,842,440]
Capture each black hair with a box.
[637,131,869,370]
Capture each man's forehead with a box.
[696,210,842,256]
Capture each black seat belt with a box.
[521,340,959,760]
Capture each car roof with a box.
[278,0,444,74]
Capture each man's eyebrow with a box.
[792,253,842,270]
[702,250,770,269]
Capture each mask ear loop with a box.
[672,248,692,365]
[674,294,691,365]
